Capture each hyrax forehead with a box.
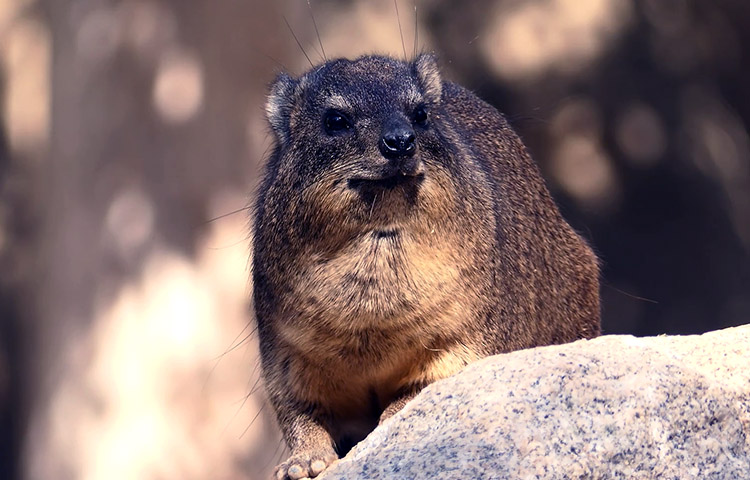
[307,56,422,113]
[266,54,442,145]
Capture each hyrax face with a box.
[265,54,457,240]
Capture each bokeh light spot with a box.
[1,17,50,156]
[76,6,121,64]
[105,189,156,257]
[552,136,619,213]
[615,103,667,167]
[152,49,205,124]
[482,0,632,80]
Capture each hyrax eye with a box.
[323,110,353,135]
[412,105,428,127]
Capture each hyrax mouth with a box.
[347,172,425,192]
[372,229,399,239]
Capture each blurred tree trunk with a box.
[1,67,21,480]
[22,0,292,478]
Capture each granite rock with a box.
[318,325,750,479]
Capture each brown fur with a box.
[253,54,600,479]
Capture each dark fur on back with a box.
[253,54,600,479]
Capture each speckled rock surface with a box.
[319,325,750,479]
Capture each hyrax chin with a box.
[253,53,600,479]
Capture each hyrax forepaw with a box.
[274,448,338,480]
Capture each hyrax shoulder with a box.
[253,53,600,479]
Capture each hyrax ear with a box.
[412,53,442,104]
[265,73,299,146]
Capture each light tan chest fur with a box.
[277,229,474,350]
[274,231,484,414]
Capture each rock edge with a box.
[319,325,750,479]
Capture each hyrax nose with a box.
[379,123,416,160]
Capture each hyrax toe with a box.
[274,448,337,480]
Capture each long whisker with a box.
[240,401,267,439]
[307,0,327,61]
[203,324,258,394]
[259,437,287,474]
[204,205,252,224]
[263,52,288,71]
[413,0,418,59]
[298,164,358,196]
[369,192,378,219]
[283,16,314,67]
[394,0,407,61]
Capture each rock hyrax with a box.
[253,53,600,479]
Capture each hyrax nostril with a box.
[380,126,416,159]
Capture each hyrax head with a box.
[264,54,453,233]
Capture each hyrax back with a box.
[253,54,600,479]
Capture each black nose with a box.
[380,125,416,159]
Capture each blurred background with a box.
[1,0,749,478]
